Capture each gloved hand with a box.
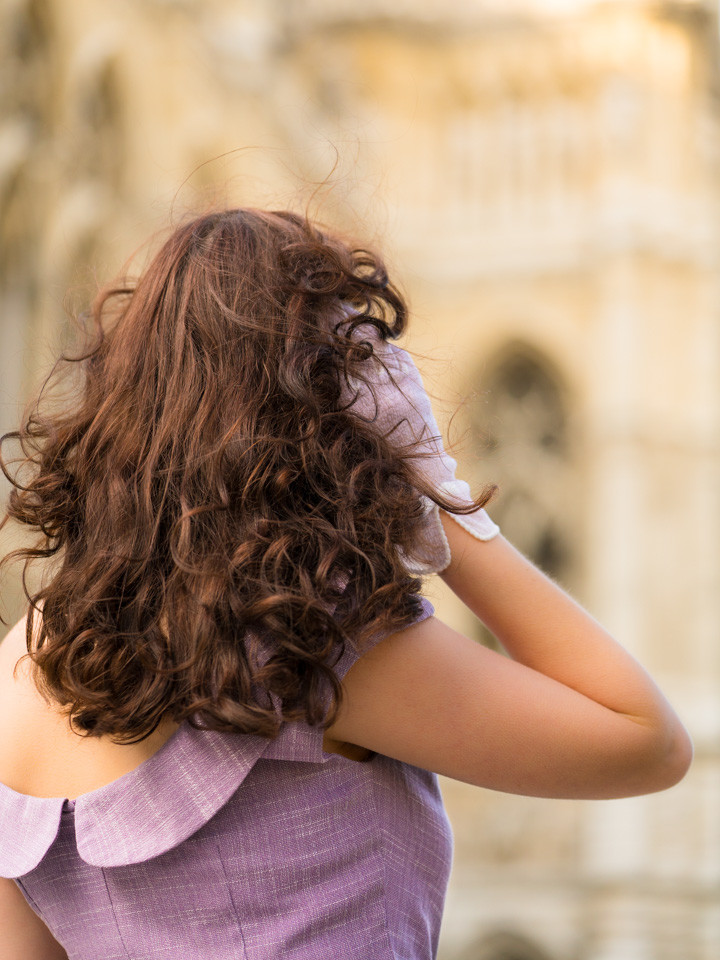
[344,332,498,574]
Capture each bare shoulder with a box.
[0,617,71,795]
[0,615,181,800]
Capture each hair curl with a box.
[1,208,491,743]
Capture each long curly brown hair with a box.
[1,209,491,743]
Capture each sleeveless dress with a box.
[0,597,454,960]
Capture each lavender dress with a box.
[0,597,453,959]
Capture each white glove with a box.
[344,332,499,574]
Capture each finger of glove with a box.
[343,341,458,489]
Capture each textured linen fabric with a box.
[0,597,455,960]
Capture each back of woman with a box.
[0,618,449,959]
[0,209,692,960]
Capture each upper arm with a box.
[326,612,659,798]
[0,878,68,960]
[325,522,691,800]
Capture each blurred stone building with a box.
[1,1,719,958]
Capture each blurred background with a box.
[1,0,719,957]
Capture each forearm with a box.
[439,512,692,773]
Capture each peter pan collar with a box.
[0,720,326,877]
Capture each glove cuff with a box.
[402,483,499,576]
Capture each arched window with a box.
[58,45,124,191]
[469,345,576,587]
[465,929,555,960]
[1,0,55,275]
[5,0,54,123]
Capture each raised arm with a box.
[326,514,692,800]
